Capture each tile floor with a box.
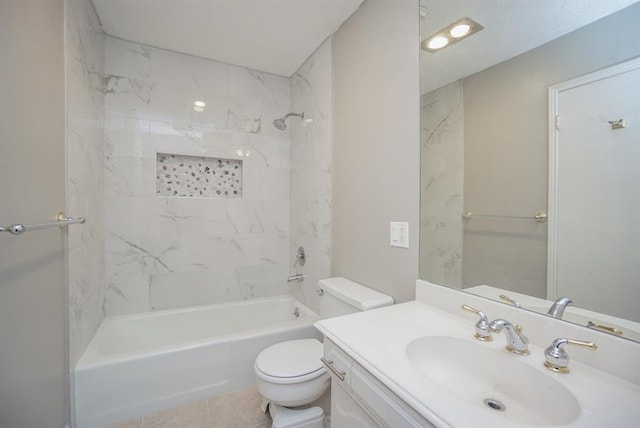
[113,387,271,428]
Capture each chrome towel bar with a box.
[0,212,86,236]
[462,211,547,223]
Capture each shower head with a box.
[272,112,304,131]
[273,117,287,131]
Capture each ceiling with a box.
[92,0,638,83]
[92,0,363,77]
[420,0,639,94]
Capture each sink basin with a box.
[406,336,580,426]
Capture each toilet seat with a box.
[255,339,325,384]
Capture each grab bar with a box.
[0,212,86,236]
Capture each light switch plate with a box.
[390,222,409,248]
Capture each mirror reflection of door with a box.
[550,59,640,322]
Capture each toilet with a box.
[254,277,394,428]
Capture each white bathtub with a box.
[75,295,320,427]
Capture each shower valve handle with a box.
[293,246,306,267]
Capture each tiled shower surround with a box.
[66,0,106,369]
[288,39,333,311]
[104,37,293,314]
[420,81,464,288]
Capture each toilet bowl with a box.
[254,277,394,427]
[255,339,330,407]
[255,339,329,428]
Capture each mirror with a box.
[419,0,640,342]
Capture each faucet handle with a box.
[499,294,522,308]
[461,304,492,342]
[544,338,598,374]
[293,246,306,267]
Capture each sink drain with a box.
[483,398,506,412]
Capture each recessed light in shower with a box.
[193,100,206,112]
[421,17,483,53]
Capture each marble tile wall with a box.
[419,80,464,288]
[288,38,333,312]
[65,0,106,370]
[104,37,292,315]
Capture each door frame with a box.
[547,56,640,300]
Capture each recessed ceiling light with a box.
[427,36,449,50]
[450,24,471,38]
[421,17,483,53]
[194,101,206,108]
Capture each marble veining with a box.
[420,80,464,287]
[105,75,154,105]
[104,37,291,315]
[288,38,333,312]
[66,0,106,371]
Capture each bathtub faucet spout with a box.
[287,273,304,283]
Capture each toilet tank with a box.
[318,277,394,318]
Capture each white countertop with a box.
[315,299,640,427]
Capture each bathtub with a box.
[75,295,320,427]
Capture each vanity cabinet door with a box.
[323,338,435,427]
[351,362,434,428]
[323,338,353,386]
[331,379,380,428]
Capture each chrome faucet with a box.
[488,319,530,355]
[547,297,574,319]
[499,294,522,308]
[461,304,492,341]
[544,338,597,374]
[287,273,304,283]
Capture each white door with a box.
[551,61,640,322]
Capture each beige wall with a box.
[333,0,420,303]
[0,1,68,426]
[462,3,640,297]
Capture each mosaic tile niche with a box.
[156,153,243,198]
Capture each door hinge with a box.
[555,115,560,130]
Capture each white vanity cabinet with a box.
[316,289,640,428]
[330,379,379,427]
[323,339,434,428]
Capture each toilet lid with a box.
[255,339,323,378]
